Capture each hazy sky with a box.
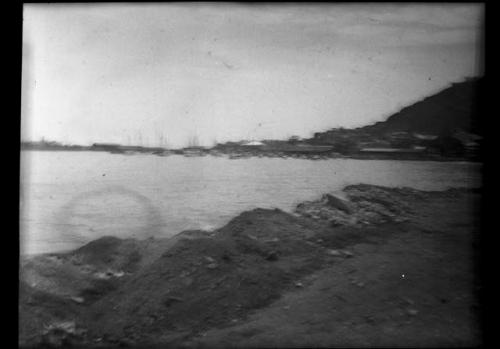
[22,3,484,148]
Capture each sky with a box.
[21,3,484,148]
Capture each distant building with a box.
[452,130,482,146]
[90,143,121,152]
[359,147,426,154]
[412,133,438,141]
[262,143,334,153]
[355,147,430,159]
[452,131,481,159]
[182,147,206,156]
[242,140,265,146]
[359,140,391,148]
[289,145,333,153]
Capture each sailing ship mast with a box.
[158,131,169,149]
[135,131,143,147]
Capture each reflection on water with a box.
[20,151,482,255]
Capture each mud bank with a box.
[19,184,482,348]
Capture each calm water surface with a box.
[20,151,481,255]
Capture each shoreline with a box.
[19,184,482,348]
[20,148,481,163]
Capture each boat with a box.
[109,149,125,154]
[152,149,172,157]
[229,153,251,159]
[154,152,171,157]
[183,148,205,157]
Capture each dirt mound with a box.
[80,211,327,345]
[18,281,84,347]
[217,208,321,240]
[18,236,183,347]
[18,184,479,348]
[70,236,143,273]
[295,184,433,226]
[19,236,145,301]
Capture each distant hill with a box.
[358,77,483,136]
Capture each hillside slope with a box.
[360,77,483,136]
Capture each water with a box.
[20,151,482,255]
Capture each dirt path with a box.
[188,192,481,347]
